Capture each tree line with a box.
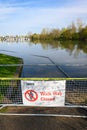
[30,19,87,41]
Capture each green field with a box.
[0,53,23,77]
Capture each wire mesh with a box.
[0,80,22,104]
[66,80,87,106]
[0,78,87,107]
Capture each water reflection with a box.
[0,40,87,77]
[29,40,87,57]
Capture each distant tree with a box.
[50,29,61,39]
[71,22,77,33]
[79,26,87,40]
[30,33,39,40]
[60,28,73,40]
[40,28,50,40]
[41,28,50,35]
[77,18,83,32]
[72,33,80,40]
[29,19,87,41]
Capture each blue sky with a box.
[0,0,87,35]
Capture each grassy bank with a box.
[0,53,23,77]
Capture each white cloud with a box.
[0,0,87,34]
[12,6,87,26]
[0,7,17,21]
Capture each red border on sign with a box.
[24,90,38,102]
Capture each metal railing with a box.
[0,78,87,107]
[0,78,87,118]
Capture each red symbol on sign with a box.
[25,90,38,102]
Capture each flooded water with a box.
[0,40,87,77]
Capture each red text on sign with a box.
[41,97,55,101]
[40,92,52,96]
[53,91,62,96]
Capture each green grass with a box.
[0,53,23,77]
[0,53,22,64]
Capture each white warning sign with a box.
[21,80,66,106]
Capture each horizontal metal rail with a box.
[0,105,87,118]
[0,64,87,66]
[0,113,87,118]
[0,77,87,80]
[0,104,87,108]
[0,64,56,66]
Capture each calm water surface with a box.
[0,41,87,77]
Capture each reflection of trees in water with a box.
[30,40,87,56]
[77,42,87,54]
[30,40,61,50]
[59,40,87,57]
[60,41,81,57]
[41,41,61,50]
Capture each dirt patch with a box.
[0,106,87,130]
[0,114,87,130]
